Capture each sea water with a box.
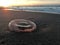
[8,7,60,14]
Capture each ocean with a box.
[8,7,60,14]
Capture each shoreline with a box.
[6,9,60,15]
[21,10,60,14]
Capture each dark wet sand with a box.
[0,9,60,45]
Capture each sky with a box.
[13,0,60,5]
[0,0,60,7]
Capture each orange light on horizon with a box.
[0,0,59,7]
[0,0,40,7]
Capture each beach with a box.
[0,9,60,32]
[0,9,60,45]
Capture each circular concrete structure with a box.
[8,19,36,32]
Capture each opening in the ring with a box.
[16,22,33,30]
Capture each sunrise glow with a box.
[0,0,60,7]
[0,0,39,7]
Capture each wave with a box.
[8,7,60,14]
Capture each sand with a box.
[0,9,60,45]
